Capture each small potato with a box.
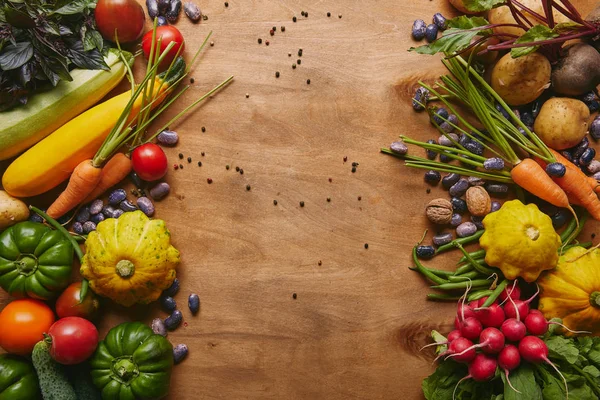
[489,0,573,38]
[0,190,29,230]
[448,0,479,14]
[533,98,590,150]
[491,52,551,106]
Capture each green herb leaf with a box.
[53,0,88,15]
[537,365,566,399]
[546,336,580,365]
[410,16,491,56]
[422,360,467,400]
[462,0,506,12]
[67,40,109,70]
[510,25,559,58]
[502,364,542,400]
[582,365,600,378]
[431,330,448,355]
[0,41,33,70]
[552,22,583,34]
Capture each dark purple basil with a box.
[188,293,200,314]
[424,170,441,184]
[425,24,438,42]
[441,173,460,189]
[82,221,96,234]
[483,157,505,171]
[173,344,189,364]
[72,222,84,235]
[579,147,596,166]
[432,232,453,246]
[164,310,183,331]
[90,212,105,224]
[412,19,427,40]
[432,13,447,30]
[390,141,408,155]
[451,197,467,214]
[412,87,429,112]
[109,189,127,206]
[449,178,469,197]
[416,245,435,259]
[164,278,180,297]
[590,116,600,140]
[160,295,177,312]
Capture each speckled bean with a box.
[173,344,188,364]
[483,157,505,171]
[137,197,155,216]
[151,318,167,336]
[467,176,485,186]
[157,130,179,146]
[120,200,138,212]
[82,221,96,234]
[157,15,168,26]
[72,222,83,235]
[184,2,201,22]
[160,295,177,312]
[580,147,596,166]
[29,213,44,223]
[157,0,169,13]
[166,0,181,22]
[188,294,200,314]
[76,207,90,223]
[112,209,124,218]
[442,173,460,189]
[485,183,509,194]
[146,0,159,18]
[450,213,462,227]
[438,133,458,147]
[150,182,171,201]
[102,205,115,217]
[490,201,501,212]
[109,189,127,205]
[471,216,484,230]
[390,141,408,155]
[90,213,105,224]
[451,197,467,214]
[433,233,453,246]
[164,310,183,331]
[449,178,469,197]
[456,222,477,238]
[416,245,435,259]
[164,278,180,297]
[593,171,600,181]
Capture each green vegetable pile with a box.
[424,329,600,399]
[0,0,107,111]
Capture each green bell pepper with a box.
[0,221,73,300]
[0,354,42,400]
[89,322,173,400]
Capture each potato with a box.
[533,98,590,150]
[0,190,29,230]
[490,52,551,106]
[489,0,573,38]
[551,43,600,96]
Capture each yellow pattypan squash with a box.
[80,210,180,307]
[479,200,561,283]
[539,246,600,336]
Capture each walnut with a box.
[426,198,453,224]
[466,186,492,217]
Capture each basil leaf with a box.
[410,17,492,56]
[68,40,109,70]
[511,25,559,58]
[546,336,580,365]
[463,0,506,12]
[502,364,542,400]
[83,29,103,52]
[53,0,87,15]
[3,6,35,28]
[0,41,33,70]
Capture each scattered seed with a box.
[301,11,305,16]
[297,59,301,65]
[305,12,308,17]
[292,293,297,299]
[338,13,342,18]
[275,71,280,78]
[226,165,230,170]
[298,49,303,57]
[187,156,191,163]
[202,14,208,20]
[327,197,331,202]
[364,243,369,249]
[351,166,356,173]
[235,166,240,172]
[288,52,292,57]
[201,126,206,132]
[293,16,297,22]
[272,26,276,31]
[343,156,348,162]
[281,26,285,32]
[266,40,270,46]
[273,200,278,205]
[328,178,332,182]
[178,153,183,159]
[258,38,262,44]
[270,29,274,36]
[300,201,305,207]
[246,93,249,98]
[179,164,183,169]
[327,12,331,17]
[201,152,205,156]
[210,41,214,46]
[207,178,213,184]
[197,161,202,166]
[318,260,322,265]
[246,184,251,191]
[292,63,296,69]
[358,196,362,201]
[239,169,244,174]
[224,1,228,6]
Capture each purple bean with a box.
[151,318,167,336]
[137,197,155,217]
[173,344,188,364]
[149,182,171,201]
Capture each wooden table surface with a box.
[2,0,599,399]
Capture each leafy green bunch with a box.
[0,0,107,110]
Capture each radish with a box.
[450,327,505,360]
[475,304,506,328]
[447,330,462,342]
[498,344,522,394]
[457,302,477,321]
[518,336,568,399]
[505,285,539,319]
[420,329,463,351]
[476,297,498,307]
[499,281,521,303]
[524,311,591,336]
[459,316,483,340]
[501,318,527,342]
[435,337,476,363]
[452,353,498,399]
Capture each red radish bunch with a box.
[430,281,579,399]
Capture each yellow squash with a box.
[539,246,600,335]
[80,211,180,307]
[480,200,561,282]
[2,77,171,198]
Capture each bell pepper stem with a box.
[29,206,89,302]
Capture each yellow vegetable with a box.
[80,211,180,307]
[539,246,600,335]
[2,76,173,198]
[479,200,561,282]
[0,49,131,161]
[0,190,29,230]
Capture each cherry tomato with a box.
[142,26,185,70]
[95,0,145,43]
[0,299,55,355]
[48,317,99,365]
[131,143,168,181]
[55,282,100,320]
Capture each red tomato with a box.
[48,317,99,365]
[0,299,55,355]
[131,143,168,181]
[95,0,145,43]
[142,26,185,70]
[55,282,100,320]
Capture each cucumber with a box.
[0,49,133,161]
[31,341,77,400]
[66,364,101,400]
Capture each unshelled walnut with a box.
[426,198,453,224]
[466,186,492,217]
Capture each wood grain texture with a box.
[1,0,599,399]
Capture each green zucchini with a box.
[0,49,133,161]
[31,341,77,400]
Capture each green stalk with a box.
[431,279,491,290]
[409,247,448,285]
[458,249,486,264]
[468,290,494,302]
[427,293,462,301]
[480,279,508,308]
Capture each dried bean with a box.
[150,182,171,201]
[146,0,159,18]
[416,245,435,259]
[449,178,469,197]
[483,157,505,171]
[157,130,179,146]
[591,116,600,140]
[184,1,201,21]
[425,139,437,160]
[450,213,462,227]
[160,295,177,312]
[412,87,429,112]
[157,15,168,26]
[166,0,181,22]
[188,293,200,314]
[439,122,453,133]
[102,205,115,218]
[164,278,180,296]
[120,200,137,212]
[467,176,485,186]
[424,170,441,184]
[88,199,103,215]
[451,197,467,214]
[390,141,408,155]
[137,197,155,216]
[90,213,105,224]
[164,310,183,331]
[151,318,167,336]
[425,24,438,42]
[112,209,124,218]
[173,344,188,364]
[82,221,96,234]
[580,147,596,166]
[433,232,453,246]
[109,189,127,205]
[76,207,90,223]
[490,201,501,212]
[72,222,84,235]
[157,0,169,14]
[456,222,477,238]
[29,213,44,223]
[438,133,458,146]
[412,19,426,40]
[431,108,449,125]
[464,140,484,156]
[471,216,484,230]
[552,209,569,229]
[546,162,566,177]
[433,13,447,30]
[441,173,460,189]
[586,160,600,174]
[485,183,509,194]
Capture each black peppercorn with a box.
[258,38,262,44]
[292,293,297,299]
[297,59,301,65]
[224,2,228,6]
[275,71,280,78]
[201,126,206,132]
[246,184,251,191]
[364,243,368,249]
[235,166,240,172]
[306,79,311,84]
[300,201,305,207]
[293,16,297,22]
[197,161,202,167]
[327,12,331,17]
[239,169,244,175]
[178,153,183,159]
[351,166,356,173]
[187,157,191,163]
[273,200,278,205]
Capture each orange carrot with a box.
[83,153,132,203]
[511,158,573,211]
[47,159,102,219]
[545,149,600,220]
